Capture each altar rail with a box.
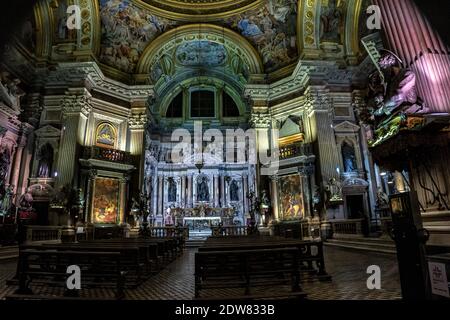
[82,146,133,165]
[147,227,189,239]
[25,226,62,244]
[330,219,365,238]
[211,226,248,237]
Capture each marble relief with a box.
[176,41,227,67]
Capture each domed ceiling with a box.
[14,0,371,85]
[99,0,299,74]
[140,0,263,18]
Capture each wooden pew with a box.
[12,249,126,300]
[22,243,146,287]
[199,237,331,282]
[195,247,307,300]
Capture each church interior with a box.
[0,0,449,304]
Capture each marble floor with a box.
[0,246,402,300]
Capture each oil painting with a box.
[279,174,304,220]
[93,177,120,224]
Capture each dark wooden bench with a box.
[21,243,145,287]
[12,249,126,300]
[195,247,307,300]
[199,238,331,281]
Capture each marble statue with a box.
[0,185,14,214]
[327,178,343,202]
[371,50,428,118]
[164,207,174,226]
[0,72,25,112]
[230,180,239,202]
[0,149,10,199]
[197,177,209,202]
[168,178,177,202]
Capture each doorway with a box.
[346,195,365,219]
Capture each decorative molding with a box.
[45,62,154,102]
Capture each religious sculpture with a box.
[342,142,357,173]
[164,207,174,226]
[0,185,14,215]
[358,50,431,146]
[371,50,427,118]
[230,180,239,202]
[326,178,343,204]
[0,71,25,113]
[168,178,177,202]
[197,177,209,202]
[0,149,11,200]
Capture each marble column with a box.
[308,87,341,182]
[56,90,91,188]
[10,141,25,194]
[220,175,225,207]
[214,175,220,207]
[270,176,280,221]
[187,175,193,208]
[119,177,128,224]
[158,176,163,215]
[243,175,249,214]
[181,175,186,207]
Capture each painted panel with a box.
[93,177,120,224]
[279,174,304,220]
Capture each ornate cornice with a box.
[46,62,155,103]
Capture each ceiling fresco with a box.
[224,0,298,73]
[99,0,177,73]
[99,0,299,74]
[15,0,370,85]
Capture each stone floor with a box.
[0,246,402,300]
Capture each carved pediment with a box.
[34,125,61,137]
[333,121,360,133]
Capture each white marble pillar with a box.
[220,175,225,207]
[10,142,25,194]
[158,176,163,215]
[243,175,249,214]
[181,175,186,207]
[187,175,193,208]
[214,175,220,207]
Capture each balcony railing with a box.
[82,146,133,165]
[279,143,312,160]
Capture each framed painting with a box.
[95,122,116,148]
[92,177,120,224]
[279,174,304,220]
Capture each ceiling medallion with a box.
[139,0,263,19]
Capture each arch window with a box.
[190,90,215,118]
